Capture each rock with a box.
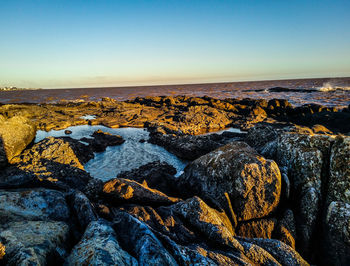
[64,129,72,134]
[178,141,281,221]
[0,116,36,163]
[102,178,181,206]
[69,191,98,230]
[275,209,297,249]
[11,137,93,190]
[0,138,7,168]
[0,188,70,223]
[240,238,309,266]
[113,211,178,265]
[327,136,350,204]
[237,218,276,239]
[323,201,350,265]
[0,242,4,260]
[0,166,37,189]
[171,196,236,246]
[276,132,333,257]
[80,129,125,153]
[65,219,137,266]
[117,161,177,195]
[0,221,69,265]
[148,131,244,160]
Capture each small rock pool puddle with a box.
[35,125,242,181]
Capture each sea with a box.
[1,77,350,108]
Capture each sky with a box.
[0,0,350,89]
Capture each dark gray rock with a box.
[65,219,137,265]
[113,211,177,265]
[323,201,350,265]
[70,191,98,229]
[0,221,69,265]
[0,188,70,223]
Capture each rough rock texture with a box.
[0,242,4,260]
[171,196,236,245]
[0,116,36,163]
[148,131,245,160]
[113,211,178,265]
[276,132,333,257]
[65,219,137,265]
[11,137,93,190]
[0,188,70,223]
[237,218,277,239]
[0,221,69,265]
[69,191,98,229]
[80,129,125,153]
[327,136,350,204]
[102,178,181,206]
[323,201,350,265]
[117,161,177,195]
[178,141,281,221]
[0,138,7,169]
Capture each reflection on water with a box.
[35,125,188,181]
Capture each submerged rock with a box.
[0,116,36,163]
[178,141,281,221]
[65,219,137,266]
[80,129,125,153]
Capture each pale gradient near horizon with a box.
[0,0,350,89]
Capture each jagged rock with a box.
[69,191,98,229]
[178,141,281,221]
[0,166,37,189]
[0,221,69,265]
[240,238,309,266]
[327,136,350,204]
[80,129,125,153]
[102,178,181,206]
[0,242,4,260]
[65,219,137,265]
[323,201,350,265]
[117,161,177,195]
[237,218,276,239]
[113,212,178,265]
[0,188,70,223]
[11,137,93,190]
[275,209,297,249]
[148,131,244,160]
[171,196,236,246]
[0,116,36,163]
[276,132,333,257]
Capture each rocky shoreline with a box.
[0,96,349,265]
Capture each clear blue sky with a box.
[1,0,349,88]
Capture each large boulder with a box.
[178,141,281,221]
[0,188,70,223]
[323,201,350,265]
[117,161,177,195]
[326,136,350,204]
[0,116,36,164]
[102,178,181,206]
[0,221,70,265]
[113,212,178,265]
[65,219,137,265]
[12,137,93,190]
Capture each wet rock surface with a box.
[0,96,349,265]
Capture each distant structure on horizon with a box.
[0,86,42,91]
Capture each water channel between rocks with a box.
[35,125,243,181]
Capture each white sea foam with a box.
[317,82,350,92]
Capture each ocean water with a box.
[1,77,350,108]
[35,125,188,181]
